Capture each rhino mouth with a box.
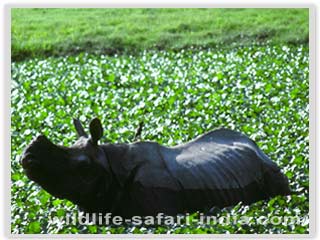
[21,148,66,197]
[21,151,43,181]
[21,152,40,169]
[20,134,59,181]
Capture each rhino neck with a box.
[101,143,140,187]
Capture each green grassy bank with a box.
[11,8,309,61]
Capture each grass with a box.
[11,8,309,61]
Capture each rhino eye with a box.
[75,156,96,181]
[75,155,91,170]
[77,155,90,164]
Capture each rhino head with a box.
[20,118,113,211]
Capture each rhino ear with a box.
[89,118,103,145]
[73,118,88,138]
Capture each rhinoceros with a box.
[21,118,290,217]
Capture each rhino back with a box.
[159,128,288,208]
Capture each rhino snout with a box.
[21,152,40,169]
[21,134,56,170]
